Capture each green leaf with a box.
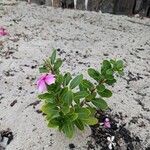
[86,107,96,116]
[63,72,72,86]
[116,60,123,70]
[48,118,59,128]
[85,92,96,101]
[62,123,74,138]
[60,87,68,98]
[88,68,101,81]
[98,89,112,98]
[39,66,48,73]
[106,69,113,75]
[54,58,62,70]
[105,74,114,80]
[92,98,108,110]
[47,83,61,94]
[101,60,112,75]
[79,83,87,91]
[110,59,116,65]
[102,60,112,69]
[38,93,54,103]
[82,117,98,125]
[50,49,56,64]
[75,108,91,119]
[81,79,94,90]
[70,74,83,89]
[38,93,52,99]
[65,113,78,122]
[74,119,84,131]
[41,103,59,119]
[74,91,89,100]
[62,90,73,105]
[96,84,105,92]
[56,74,63,84]
[61,105,70,115]
[105,79,116,85]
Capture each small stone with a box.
[18,87,22,90]
[69,143,75,149]
[10,100,17,107]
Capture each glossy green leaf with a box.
[92,98,108,110]
[74,91,89,100]
[38,93,51,99]
[105,79,116,85]
[50,49,56,64]
[65,113,78,122]
[81,79,94,90]
[62,90,73,105]
[85,92,96,101]
[75,108,91,119]
[39,66,48,73]
[41,103,59,119]
[105,74,114,80]
[101,60,112,75]
[62,123,74,138]
[54,58,62,70]
[96,84,105,92]
[74,119,84,131]
[60,87,68,97]
[61,105,70,115]
[70,74,83,89]
[116,60,123,70]
[48,118,59,128]
[56,74,63,85]
[63,72,72,86]
[98,89,112,98]
[106,69,113,75]
[88,68,101,81]
[102,60,111,69]
[82,117,98,125]
[79,83,87,91]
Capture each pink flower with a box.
[104,118,111,128]
[0,27,9,36]
[37,74,55,92]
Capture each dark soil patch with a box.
[87,112,142,150]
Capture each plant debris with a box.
[0,128,13,149]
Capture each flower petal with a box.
[105,118,110,122]
[108,143,112,150]
[36,74,46,85]
[0,27,8,36]
[45,74,55,85]
[111,136,115,141]
[104,122,111,128]
[37,80,47,92]
[107,137,111,142]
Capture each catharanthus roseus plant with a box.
[37,49,124,138]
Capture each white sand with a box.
[0,1,150,149]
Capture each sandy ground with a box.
[0,1,150,150]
